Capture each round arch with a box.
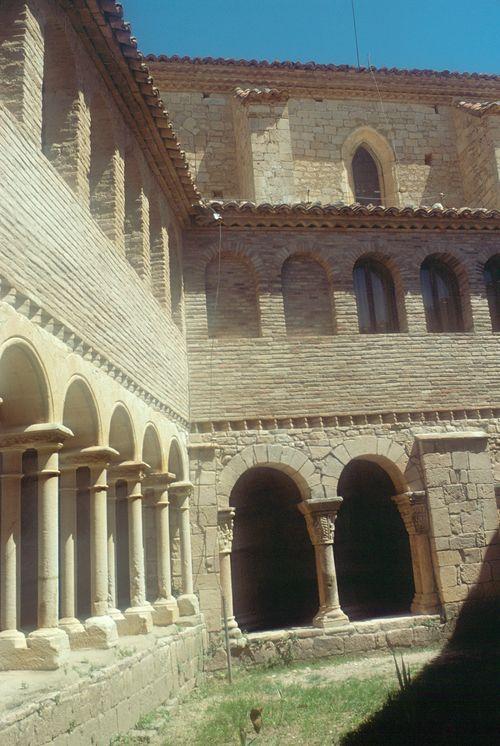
[342,126,398,207]
[0,339,52,427]
[142,423,163,471]
[335,457,415,620]
[218,444,321,506]
[328,436,424,496]
[108,403,136,462]
[62,377,101,448]
[167,437,185,480]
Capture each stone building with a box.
[0,0,499,741]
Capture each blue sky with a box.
[123,1,499,74]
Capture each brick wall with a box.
[0,100,188,419]
[205,254,260,338]
[184,228,499,422]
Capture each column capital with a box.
[299,498,343,546]
[109,460,150,482]
[217,508,235,555]
[169,480,194,504]
[392,491,430,534]
[0,423,73,452]
[60,446,119,469]
[144,471,176,504]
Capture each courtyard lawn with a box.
[115,648,437,745]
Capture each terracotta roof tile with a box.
[147,54,499,82]
[193,200,500,230]
[234,87,290,103]
[454,100,500,116]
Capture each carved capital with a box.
[217,508,235,555]
[299,498,343,546]
[392,491,429,535]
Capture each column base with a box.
[153,597,179,625]
[123,605,154,635]
[59,617,87,649]
[84,615,118,648]
[313,606,350,629]
[226,616,243,639]
[27,627,70,670]
[411,593,441,615]
[108,608,129,636]
[177,593,199,617]
[0,630,28,670]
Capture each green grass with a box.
[161,667,397,746]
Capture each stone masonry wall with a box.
[184,228,499,422]
[454,110,500,209]
[0,625,205,746]
[189,419,500,635]
[161,85,467,207]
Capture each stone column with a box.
[0,449,26,653]
[106,480,120,616]
[28,440,70,659]
[392,492,440,614]
[114,462,153,634]
[58,464,84,638]
[148,473,179,625]
[299,498,349,629]
[218,508,241,638]
[169,480,199,617]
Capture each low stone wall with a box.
[0,624,206,746]
[233,615,442,667]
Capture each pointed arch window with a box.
[352,146,382,205]
[353,258,399,333]
[420,257,464,333]
[484,255,500,332]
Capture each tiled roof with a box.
[234,87,290,103]
[455,100,500,116]
[193,200,500,231]
[147,54,499,82]
[64,1,200,217]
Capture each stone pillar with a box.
[218,508,241,638]
[170,481,199,617]
[0,449,25,652]
[106,481,119,615]
[58,465,84,638]
[392,492,440,614]
[113,462,153,634]
[299,498,349,629]
[148,473,179,625]
[28,441,70,659]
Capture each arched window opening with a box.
[484,255,500,332]
[149,197,169,307]
[353,258,399,333]
[420,256,465,333]
[205,254,260,338]
[282,255,335,336]
[352,146,382,206]
[335,459,414,620]
[124,154,150,282]
[168,440,184,481]
[231,468,317,632]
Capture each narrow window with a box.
[282,255,334,336]
[353,259,399,333]
[352,146,382,205]
[484,255,500,332]
[420,257,464,332]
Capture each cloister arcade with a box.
[217,442,440,636]
[0,332,197,670]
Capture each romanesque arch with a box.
[0,340,51,427]
[217,443,321,505]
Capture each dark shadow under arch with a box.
[230,467,318,632]
[335,459,414,620]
